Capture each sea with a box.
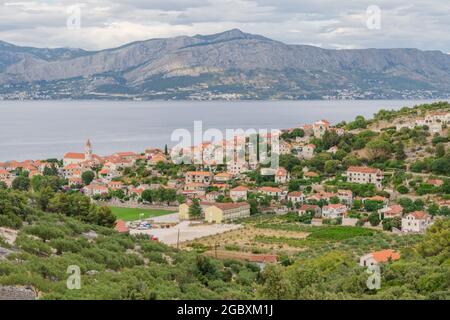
[0,99,445,161]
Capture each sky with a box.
[0,0,449,52]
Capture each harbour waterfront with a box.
[0,99,445,161]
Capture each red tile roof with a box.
[372,249,401,263]
[347,166,380,174]
[212,202,250,210]
[215,172,232,177]
[115,152,137,157]
[115,220,129,234]
[408,211,431,220]
[186,171,212,176]
[275,167,287,176]
[259,186,282,193]
[384,205,403,216]
[304,171,319,177]
[248,254,278,263]
[427,179,444,187]
[64,152,85,160]
[365,195,386,202]
[231,186,249,192]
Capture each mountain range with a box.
[1,29,450,100]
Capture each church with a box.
[63,140,98,166]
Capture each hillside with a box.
[1,29,450,100]
[0,189,448,300]
[1,102,450,300]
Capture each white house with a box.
[299,204,321,216]
[346,166,384,189]
[275,167,290,184]
[327,146,339,154]
[259,186,283,198]
[226,161,249,175]
[287,191,304,205]
[206,191,221,202]
[337,189,353,206]
[184,182,208,193]
[425,111,450,124]
[98,167,120,182]
[185,171,213,184]
[299,144,316,160]
[321,204,347,219]
[230,186,248,202]
[279,141,292,155]
[401,211,433,233]
[214,172,233,182]
[83,184,108,196]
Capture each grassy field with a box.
[110,206,176,221]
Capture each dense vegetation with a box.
[257,219,450,299]
[1,188,448,299]
[0,189,260,299]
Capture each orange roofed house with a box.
[230,186,249,201]
[345,166,384,189]
[379,204,403,219]
[287,191,304,205]
[359,249,400,267]
[259,186,283,198]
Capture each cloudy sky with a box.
[0,0,449,52]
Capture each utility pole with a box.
[176,228,180,250]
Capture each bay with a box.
[0,99,445,161]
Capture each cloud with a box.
[0,0,449,52]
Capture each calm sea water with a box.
[0,100,444,161]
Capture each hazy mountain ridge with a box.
[1,29,449,100]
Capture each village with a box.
[1,103,449,268]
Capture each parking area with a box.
[149,213,181,224]
[130,220,242,245]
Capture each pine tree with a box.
[189,198,202,219]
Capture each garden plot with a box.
[182,226,310,255]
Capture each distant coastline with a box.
[1,30,450,101]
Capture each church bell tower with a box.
[85,139,93,161]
